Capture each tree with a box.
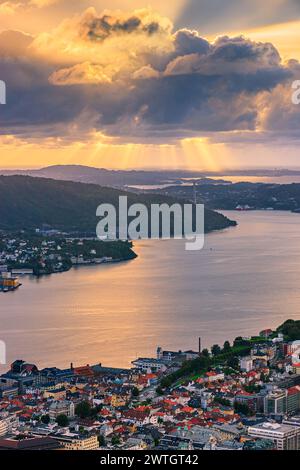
[75,400,91,419]
[261,372,270,383]
[227,356,239,370]
[90,405,102,418]
[277,319,300,341]
[160,377,172,389]
[211,344,221,356]
[223,341,231,353]
[132,387,140,398]
[111,435,121,446]
[41,414,50,425]
[98,435,106,447]
[234,402,252,416]
[244,384,262,393]
[56,414,69,427]
[214,397,231,407]
[233,336,243,346]
[202,349,210,358]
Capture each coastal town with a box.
[0,230,136,291]
[0,320,300,451]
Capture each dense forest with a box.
[0,176,236,233]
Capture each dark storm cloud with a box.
[79,11,168,42]
[174,29,211,56]
[102,66,291,137]
[211,36,280,64]
[0,34,84,136]
[0,21,299,142]
[165,35,284,77]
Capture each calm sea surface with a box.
[1,211,300,372]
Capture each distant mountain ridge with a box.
[1,165,300,189]
[0,175,236,233]
[0,165,206,188]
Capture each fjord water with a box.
[1,211,300,372]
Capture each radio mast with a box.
[193,183,197,205]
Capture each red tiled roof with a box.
[135,406,150,412]
[137,377,148,384]
[246,371,257,377]
[123,410,149,420]
[189,417,206,426]
[73,366,94,377]
[217,417,227,423]
[114,426,127,434]
[181,406,194,413]
[145,374,157,380]
[288,386,300,396]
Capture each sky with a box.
[0,0,300,170]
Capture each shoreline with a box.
[2,219,237,284]
[0,255,137,289]
[0,256,137,292]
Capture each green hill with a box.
[277,319,300,341]
[0,175,236,233]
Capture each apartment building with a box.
[248,422,300,450]
[53,434,99,450]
